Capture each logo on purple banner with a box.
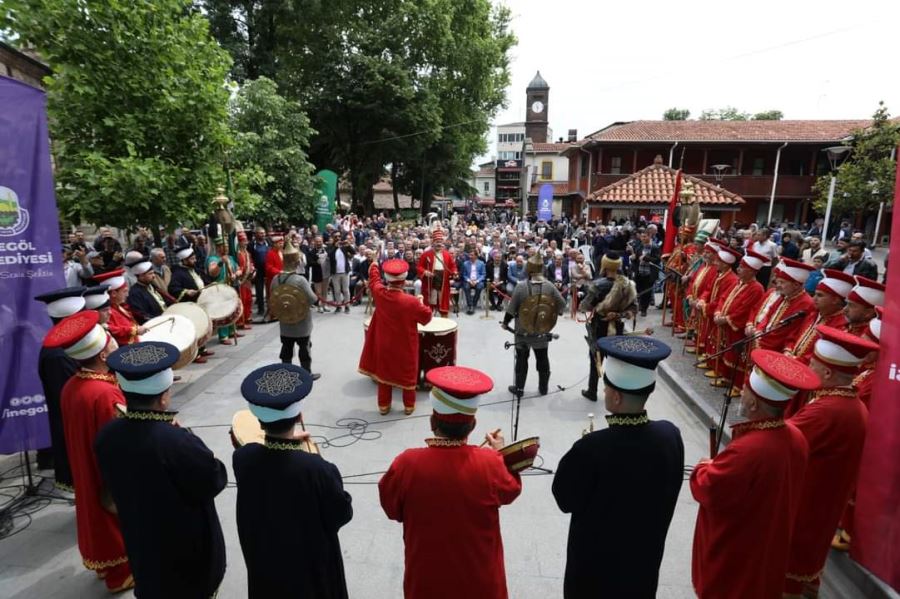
[0,77,65,454]
[537,183,553,222]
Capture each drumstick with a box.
[145,316,175,331]
[480,428,502,447]
[299,413,313,454]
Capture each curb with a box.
[657,360,732,447]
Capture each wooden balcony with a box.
[589,173,816,199]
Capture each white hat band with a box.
[869,318,881,341]
[83,292,109,310]
[748,367,794,403]
[717,249,736,265]
[65,325,109,360]
[117,368,174,395]
[105,276,126,290]
[742,256,764,270]
[130,261,153,276]
[849,285,884,308]
[431,388,480,415]
[604,355,656,391]
[176,248,194,260]
[248,400,303,423]
[813,338,862,367]
[48,296,85,318]
[780,265,810,283]
[820,278,853,298]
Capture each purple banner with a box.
[537,183,553,221]
[0,77,64,454]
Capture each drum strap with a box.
[146,284,166,311]
[189,270,204,290]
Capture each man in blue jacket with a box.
[461,249,486,315]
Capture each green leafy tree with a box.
[699,106,750,121]
[663,108,690,120]
[3,0,232,233]
[752,110,783,121]
[813,102,899,219]
[201,0,513,215]
[228,77,318,223]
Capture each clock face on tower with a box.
[531,101,544,114]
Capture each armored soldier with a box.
[578,251,637,402]
[502,253,565,396]
[269,238,320,379]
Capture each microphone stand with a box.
[501,323,556,474]
[701,312,806,457]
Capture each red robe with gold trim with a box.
[61,370,128,572]
[691,419,809,599]
[785,387,867,594]
[665,244,695,330]
[786,310,848,365]
[108,303,139,346]
[264,249,283,293]
[714,279,765,386]
[845,320,870,338]
[359,262,433,389]
[836,368,876,543]
[416,249,457,314]
[237,248,254,326]
[700,270,738,365]
[689,264,715,354]
[379,440,522,599]
[752,290,815,352]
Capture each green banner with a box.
[314,169,338,231]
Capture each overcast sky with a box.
[479,0,900,161]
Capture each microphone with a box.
[504,341,513,350]
[777,310,806,327]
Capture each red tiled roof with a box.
[529,181,569,196]
[588,163,744,206]
[586,120,870,143]
[532,142,572,153]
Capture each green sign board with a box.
[314,169,338,231]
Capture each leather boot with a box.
[538,371,550,396]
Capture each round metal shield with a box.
[271,282,309,324]
[519,294,558,335]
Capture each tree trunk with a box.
[391,163,400,215]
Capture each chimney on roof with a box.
[567,129,578,142]
[558,137,564,143]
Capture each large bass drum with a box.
[165,303,213,348]
[229,409,319,454]
[418,317,458,388]
[198,283,242,328]
[140,314,197,370]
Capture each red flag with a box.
[662,169,682,255]
[851,149,900,591]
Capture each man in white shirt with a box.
[63,245,94,287]
[751,228,779,288]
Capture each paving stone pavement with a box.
[0,301,832,598]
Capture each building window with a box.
[610,156,622,175]
[541,161,553,180]
[483,182,489,192]
[580,155,588,178]
[752,158,764,176]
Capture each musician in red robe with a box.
[833,307,882,552]
[785,269,853,365]
[662,226,696,333]
[236,231,255,330]
[746,258,815,353]
[785,326,878,597]
[698,244,740,380]
[843,275,884,337]
[379,366,521,599]
[264,235,284,297]
[44,311,133,593]
[359,259,432,415]
[95,268,146,346]
[691,349,818,599]
[416,228,457,317]
[713,249,767,396]
[684,243,715,354]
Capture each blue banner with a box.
[537,183,553,221]
[0,77,64,454]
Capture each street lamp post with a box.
[821,146,851,246]
[520,137,534,219]
[711,164,731,187]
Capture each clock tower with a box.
[525,71,549,143]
